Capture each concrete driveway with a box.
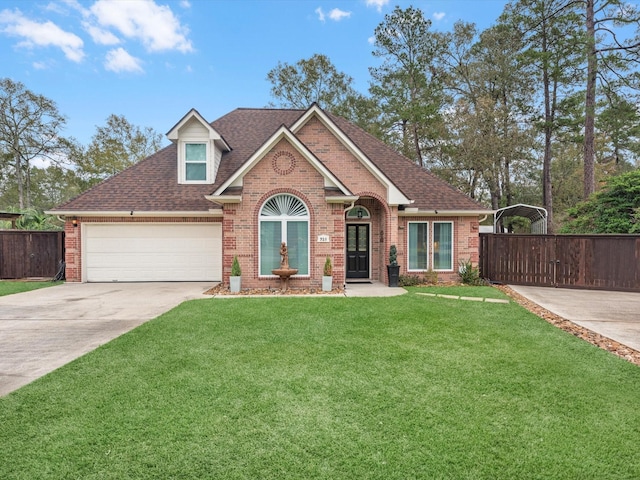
[509,285,640,352]
[0,282,213,397]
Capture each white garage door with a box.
[84,223,222,282]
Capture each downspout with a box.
[344,200,356,214]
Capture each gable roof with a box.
[166,108,231,152]
[49,106,490,215]
[209,123,353,200]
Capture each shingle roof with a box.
[328,113,487,212]
[51,107,488,213]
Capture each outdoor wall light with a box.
[72,218,78,227]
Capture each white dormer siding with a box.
[166,109,231,185]
[178,119,213,183]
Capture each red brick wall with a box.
[296,117,388,200]
[398,216,480,283]
[222,139,346,289]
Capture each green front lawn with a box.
[407,284,509,299]
[1,290,639,479]
[0,280,60,297]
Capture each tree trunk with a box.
[583,0,597,199]
[541,16,555,233]
[412,122,423,166]
[25,162,31,209]
[13,149,24,210]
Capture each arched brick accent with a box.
[347,191,395,283]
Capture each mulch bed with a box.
[204,284,344,296]
[497,285,640,367]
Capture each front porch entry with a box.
[346,223,369,280]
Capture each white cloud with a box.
[316,7,351,22]
[180,0,191,8]
[0,8,85,62]
[367,36,375,44]
[89,0,193,53]
[328,8,351,21]
[104,47,144,73]
[83,22,120,45]
[433,12,446,21]
[32,61,48,70]
[59,0,85,12]
[365,0,389,12]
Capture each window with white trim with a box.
[185,143,207,182]
[408,222,429,271]
[433,221,453,270]
[346,206,370,219]
[259,194,309,276]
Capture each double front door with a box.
[346,224,369,279]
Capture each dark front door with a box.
[346,224,369,279]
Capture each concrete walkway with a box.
[0,282,212,397]
[344,281,407,297]
[509,285,640,352]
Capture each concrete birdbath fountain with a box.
[272,242,297,292]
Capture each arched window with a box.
[346,205,371,219]
[259,194,309,275]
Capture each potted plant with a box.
[387,245,400,287]
[322,256,333,292]
[230,256,241,293]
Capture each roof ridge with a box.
[234,107,306,112]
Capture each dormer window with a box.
[167,108,231,185]
[185,143,207,181]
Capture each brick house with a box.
[49,104,492,287]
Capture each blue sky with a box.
[1,0,509,146]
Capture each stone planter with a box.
[322,275,333,292]
[230,276,241,293]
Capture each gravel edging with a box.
[497,285,640,367]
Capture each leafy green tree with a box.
[0,78,67,209]
[597,91,640,169]
[266,53,379,133]
[369,6,447,165]
[561,169,640,233]
[582,0,640,198]
[74,114,163,188]
[14,208,62,230]
[550,143,585,227]
[502,0,584,232]
[29,165,83,210]
[267,54,360,109]
[440,22,536,209]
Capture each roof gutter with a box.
[398,209,495,217]
[45,210,223,217]
[326,196,359,204]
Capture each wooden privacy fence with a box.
[0,230,65,279]
[479,234,640,292]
